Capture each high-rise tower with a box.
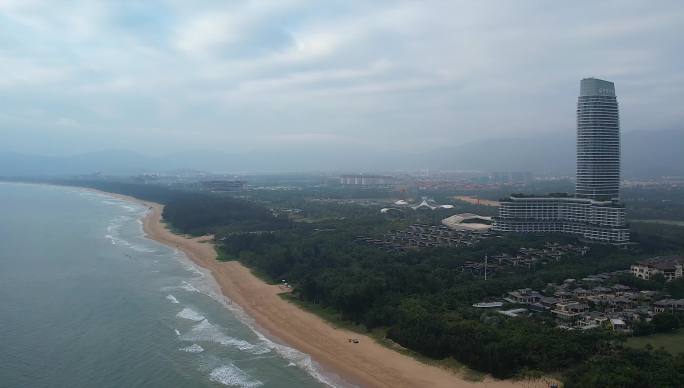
[576,78,621,201]
[493,77,629,245]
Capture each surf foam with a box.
[179,344,204,353]
[179,319,269,355]
[176,307,206,322]
[209,364,263,388]
[167,262,344,387]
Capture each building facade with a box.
[631,256,683,281]
[576,78,621,201]
[494,78,629,245]
[495,195,628,244]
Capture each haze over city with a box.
[1,0,683,168]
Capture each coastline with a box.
[95,189,547,388]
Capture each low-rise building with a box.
[578,312,609,330]
[552,301,590,321]
[653,299,684,313]
[610,318,629,332]
[506,288,543,304]
[539,296,560,310]
[574,288,592,299]
[631,256,683,282]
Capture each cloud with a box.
[0,0,683,156]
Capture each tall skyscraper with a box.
[493,78,629,245]
[576,78,621,201]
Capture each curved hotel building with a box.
[494,78,629,245]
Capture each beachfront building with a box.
[494,78,629,245]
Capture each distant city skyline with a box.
[1,1,683,157]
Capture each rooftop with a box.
[580,77,616,97]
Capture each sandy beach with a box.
[102,191,551,388]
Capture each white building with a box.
[494,195,629,245]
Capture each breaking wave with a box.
[179,319,270,355]
[209,364,263,388]
[176,307,206,322]
[169,264,343,387]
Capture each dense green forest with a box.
[220,221,684,381]
[39,179,684,385]
[564,347,684,388]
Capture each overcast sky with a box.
[1,0,682,156]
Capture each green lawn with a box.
[626,329,684,354]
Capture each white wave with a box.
[179,281,201,293]
[209,364,263,388]
[167,256,345,387]
[110,236,155,253]
[99,199,144,214]
[133,219,346,386]
[179,319,269,354]
[179,344,204,353]
[177,258,205,277]
[119,204,139,212]
[176,307,206,322]
[175,329,181,336]
[166,295,179,304]
[104,216,155,253]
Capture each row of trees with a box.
[564,347,684,388]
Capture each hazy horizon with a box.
[2,1,683,159]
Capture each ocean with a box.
[0,183,329,388]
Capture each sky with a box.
[1,0,683,156]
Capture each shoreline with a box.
[92,188,548,388]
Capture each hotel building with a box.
[494,78,629,245]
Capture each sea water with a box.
[0,183,334,388]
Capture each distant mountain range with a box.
[424,129,684,177]
[1,129,681,177]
